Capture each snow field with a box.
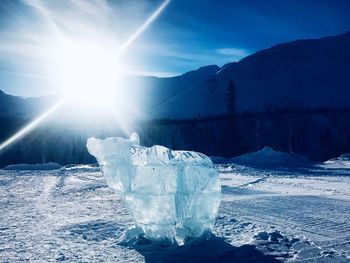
[0,161,349,262]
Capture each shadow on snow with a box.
[60,220,280,262]
[126,233,280,263]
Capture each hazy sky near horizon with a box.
[0,0,350,96]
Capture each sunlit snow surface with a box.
[86,134,221,243]
[1,161,350,261]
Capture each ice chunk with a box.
[87,133,221,243]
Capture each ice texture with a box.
[86,133,221,243]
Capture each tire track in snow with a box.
[221,195,350,259]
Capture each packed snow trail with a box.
[0,164,349,262]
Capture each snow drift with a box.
[218,146,311,168]
[2,162,62,170]
[323,154,350,169]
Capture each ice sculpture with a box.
[87,133,221,243]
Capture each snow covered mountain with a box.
[122,65,220,117]
[0,90,31,118]
[1,32,350,120]
[151,31,350,119]
[0,90,59,119]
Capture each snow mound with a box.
[62,164,100,172]
[231,147,310,168]
[86,133,221,244]
[323,154,350,169]
[2,162,62,170]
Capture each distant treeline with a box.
[1,107,350,168]
[139,107,350,161]
[147,107,350,125]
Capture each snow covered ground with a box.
[1,160,350,262]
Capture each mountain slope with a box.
[122,65,219,116]
[0,90,24,117]
[0,90,60,119]
[152,32,350,119]
[1,32,350,120]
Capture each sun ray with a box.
[117,0,170,54]
[23,0,64,42]
[0,99,65,151]
[0,0,171,152]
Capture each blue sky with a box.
[0,0,350,96]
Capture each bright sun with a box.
[55,40,122,109]
[0,0,171,151]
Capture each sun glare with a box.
[0,0,171,151]
[55,40,122,109]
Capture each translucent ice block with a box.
[87,133,221,243]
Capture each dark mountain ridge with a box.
[152,31,350,118]
[2,32,350,120]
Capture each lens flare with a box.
[0,0,171,152]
